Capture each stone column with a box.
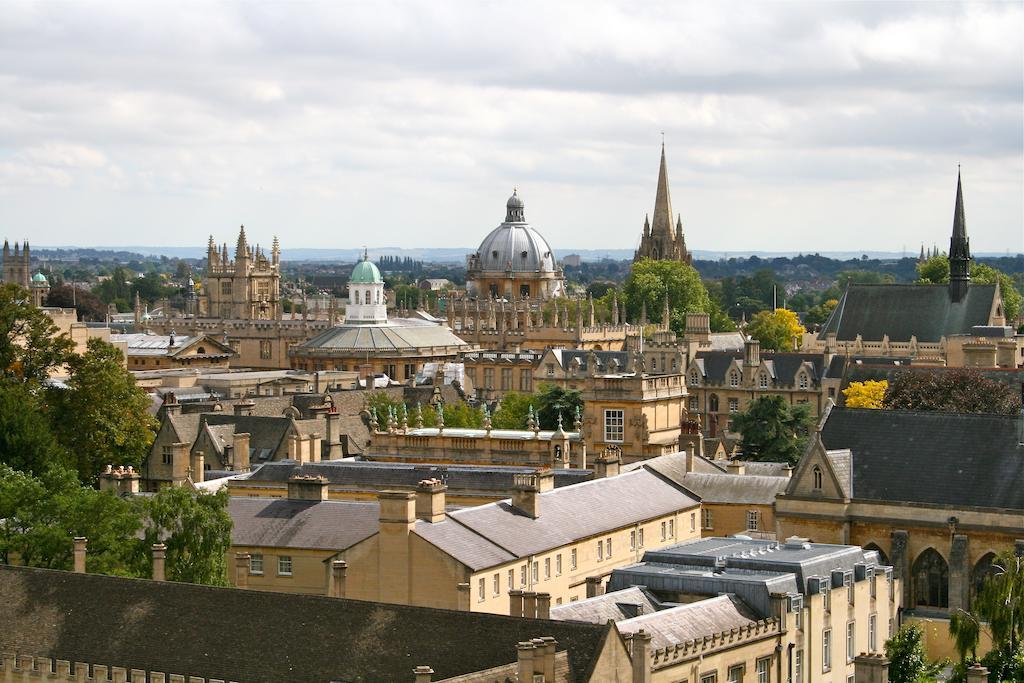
[890,530,910,609]
[536,592,551,619]
[330,560,347,598]
[631,629,653,683]
[949,534,970,612]
[509,589,524,617]
[522,591,538,618]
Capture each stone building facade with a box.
[201,226,281,321]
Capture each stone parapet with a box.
[0,652,238,683]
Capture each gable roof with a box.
[229,498,380,551]
[680,472,791,505]
[0,565,612,683]
[615,594,760,650]
[550,586,664,624]
[691,351,827,385]
[819,283,998,343]
[818,407,1024,510]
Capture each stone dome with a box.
[350,253,383,284]
[474,191,557,273]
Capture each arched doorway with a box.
[863,542,889,566]
[913,548,949,608]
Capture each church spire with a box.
[235,225,249,261]
[651,143,674,240]
[948,168,970,302]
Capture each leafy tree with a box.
[492,392,536,430]
[842,380,888,409]
[883,369,1021,415]
[733,396,813,464]
[0,380,68,475]
[745,308,805,351]
[804,298,838,327]
[914,256,1021,322]
[91,266,133,304]
[139,487,233,586]
[44,284,109,322]
[917,255,950,284]
[439,402,484,429]
[948,549,1024,683]
[885,623,943,683]
[48,338,157,482]
[535,384,583,431]
[0,284,75,384]
[623,259,713,335]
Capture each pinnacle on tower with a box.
[651,144,674,241]
[948,168,971,302]
[235,225,249,260]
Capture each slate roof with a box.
[824,449,852,498]
[240,461,592,493]
[615,594,760,650]
[414,468,700,569]
[819,407,1024,510]
[819,283,998,343]
[229,498,380,551]
[692,351,827,385]
[298,317,470,353]
[549,586,664,623]
[551,349,628,373]
[679,473,790,505]
[0,565,611,683]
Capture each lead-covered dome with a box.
[473,191,557,273]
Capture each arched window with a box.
[709,394,720,413]
[863,543,889,566]
[973,553,999,603]
[812,466,823,490]
[671,357,677,371]
[913,548,949,608]
[375,289,380,304]
[729,370,739,387]
[355,290,361,304]
[651,357,657,371]
[364,290,371,304]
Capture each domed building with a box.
[29,272,50,307]
[289,251,473,382]
[466,190,565,300]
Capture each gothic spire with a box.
[235,225,249,260]
[948,168,971,302]
[651,143,674,240]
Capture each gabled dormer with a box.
[686,358,705,387]
[786,432,852,502]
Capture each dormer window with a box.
[798,373,809,390]
[813,466,823,490]
[729,370,739,387]
[689,370,700,386]
[759,373,769,389]
[492,250,499,259]
[521,250,528,258]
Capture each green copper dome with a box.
[350,253,382,284]
[31,272,48,284]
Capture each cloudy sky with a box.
[1,1,1021,254]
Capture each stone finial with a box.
[414,402,424,429]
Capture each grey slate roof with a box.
[819,407,1024,510]
[549,586,664,623]
[680,472,790,505]
[693,351,827,385]
[298,317,470,352]
[552,349,628,373]
[415,468,700,569]
[824,449,852,498]
[819,283,998,342]
[615,594,760,650]
[0,564,611,683]
[229,498,380,551]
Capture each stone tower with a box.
[948,170,971,303]
[1,240,31,289]
[634,145,692,265]
[202,225,281,320]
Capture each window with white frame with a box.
[823,628,832,672]
[597,541,604,561]
[689,396,699,412]
[493,573,500,596]
[700,673,718,683]
[520,564,527,587]
[544,558,551,580]
[846,573,854,604]
[660,521,667,541]
[532,561,539,582]
[823,585,831,611]
[604,409,624,443]
[794,650,802,683]
[689,370,700,386]
[249,553,264,575]
[605,538,612,558]
[847,621,855,662]
[508,569,515,591]
[756,657,770,683]
[728,665,744,683]
[759,373,769,389]
[670,518,676,537]
[570,548,577,570]
[638,528,644,547]
[630,530,636,550]
[798,373,809,389]
[556,554,562,575]
[277,555,292,576]
[729,370,740,387]
[728,397,739,413]
[702,508,714,529]
[747,510,760,530]
[869,614,877,652]
[478,577,485,601]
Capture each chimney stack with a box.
[457,582,471,611]
[727,460,746,476]
[853,653,891,683]
[235,553,250,589]
[586,576,604,598]
[522,591,538,617]
[151,544,166,581]
[287,475,329,501]
[170,442,190,485]
[329,559,347,598]
[536,593,551,619]
[630,629,653,683]
[190,450,205,483]
[540,637,557,682]
[233,432,251,471]
[324,407,343,459]
[234,398,256,416]
[72,537,87,573]
[516,642,536,683]
[593,447,621,479]
[511,470,553,518]
[415,479,447,523]
[413,666,434,683]
[509,589,524,617]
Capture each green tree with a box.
[0,284,75,384]
[882,369,1021,415]
[745,308,806,351]
[0,380,67,475]
[139,487,233,586]
[440,402,484,429]
[48,338,157,482]
[535,383,583,431]
[623,259,713,335]
[885,623,943,683]
[492,392,536,430]
[916,255,950,284]
[914,256,1021,322]
[732,396,813,464]
[804,298,838,327]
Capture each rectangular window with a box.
[478,577,485,601]
[728,665,744,683]
[823,628,832,672]
[501,368,512,391]
[630,530,636,550]
[823,586,831,612]
[493,573,500,596]
[532,561,539,582]
[728,397,739,412]
[747,510,760,530]
[871,575,877,599]
[520,564,527,587]
[605,538,612,559]
[660,522,667,541]
[794,650,802,683]
[249,553,264,575]
[546,363,555,376]
[688,513,694,533]
[519,369,531,392]
[604,409,624,443]
[597,541,604,561]
[570,548,577,570]
[689,396,699,412]
[847,621,855,662]
[671,518,677,537]
[556,554,562,575]
[846,573,854,604]
[161,446,173,465]
[701,674,718,683]
[638,528,644,547]
[484,368,494,388]
[869,614,877,652]
[544,558,551,580]
[702,508,714,529]
[508,569,515,592]
[756,657,770,683]
[795,607,803,630]
[277,556,292,576]
[259,340,272,360]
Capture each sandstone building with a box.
[201,227,281,320]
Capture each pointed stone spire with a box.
[611,291,619,325]
[588,293,595,327]
[918,243,926,262]
[235,225,249,261]
[642,214,650,237]
[651,143,674,240]
[948,167,971,302]
[662,294,670,330]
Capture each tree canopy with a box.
[744,308,805,351]
[622,258,716,335]
[842,380,888,409]
[885,623,942,683]
[882,369,1021,415]
[732,396,813,464]
[916,255,1021,322]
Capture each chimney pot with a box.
[287,475,329,501]
[516,642,536,683]
[151,543,166,581]
[413,666,434,683]
[72,536,87,573]
[415,478,447,523]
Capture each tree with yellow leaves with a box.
[842,380,887,409]
[745,308,805,351]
